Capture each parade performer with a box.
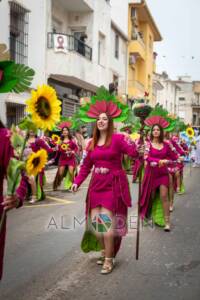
[120,126,133,173]
[170,134,186,194]
[193,130,200,167]
[131,134,143,183]
[53,122,78,191]
[74,128,86,165]
[71,89,143,274]
[164,132,177,212]
[140,116,179,232]
[0,53,35,280]
[0,122,29,280]
[24,129,54,203]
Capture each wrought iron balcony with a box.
[47,32,92,61]
[192,100,200,107]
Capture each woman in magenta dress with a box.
[24,130,54,203]
[0,121,27,280]
[140,117,178,232]
[165,133,185,212]
[171,134,186,194]
[53,126,78,191]
[72,97,143,274]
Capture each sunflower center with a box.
[36,97,51,119]
[32,157,40,168]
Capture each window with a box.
[98,32,106,66]
[113,75,119,94]
[52,18,62,33]
[9,1,29,64]
[6,103,25,128]
[179,97,185,101]
[193,114,197,125]
[114,33,119,59]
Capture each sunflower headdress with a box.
[78,86,130,123]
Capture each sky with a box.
[146,0,200,80]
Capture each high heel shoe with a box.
[164,217,171,232]
[97,250,105,265]
[101,258,115,274]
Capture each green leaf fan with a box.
[77,86,130,123]
[0,60,35,93]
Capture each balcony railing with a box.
[47,32,92,61]
[131,32,145,49]
[192,100,200,107]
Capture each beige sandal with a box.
[164,217,171,232]
[97,256,105,265]
[97,250,105,265]
[101,258,115,274]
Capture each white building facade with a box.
[0,0,129,126]
[153,72,180,115]
[153,73,200,127]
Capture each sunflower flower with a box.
[26,85,61,131]
[51,134,60,145]
[61,143,69,151]
[26,149,48,176]
[186,127,194,138]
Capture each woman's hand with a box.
[71,184,78,193]
[66,150,72,157]
[150,162,157,167]
[2,195,20,211]
[178,156,184,162]
[138,145,145,156]
[158,159,168,167]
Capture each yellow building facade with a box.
[128,0,162,104]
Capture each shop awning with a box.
[49,74,98,93]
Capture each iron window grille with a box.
[9,1,29,64]
[6,102,26,128]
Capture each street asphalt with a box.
[0,165,200,300]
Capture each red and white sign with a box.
[54,34,68,53]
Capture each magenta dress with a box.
[58,140,78,168]
[171,138,185,173]
[74,133,139,238]
[140,141,178,219]
[0,128,27,280]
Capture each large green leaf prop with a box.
[0,60,35,93]
[18,115,38,133]
[7,158,25,195]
